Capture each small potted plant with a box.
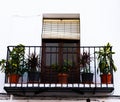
[95,42,117,84]
[26,53,40,83]
[80,51,93,83]
[52,60,72,84]
[0,44,27,83]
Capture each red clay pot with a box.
[58,73,68,84]
[100,74,112,84]
[8,74,20,83]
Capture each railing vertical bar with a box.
[50,46,52,87]
[94,47,97,88]
[72,47,74,84]
[34,46,36,54]
[66,46,68,87]
[43,46,46,88]
[5,46,9,83]
[55,46,58,87]
[27,46,31,87]
[88,47,91,88]
[82,47,85,88]
[39,46,41,85]
[98,47,102,88]
[110,46,113,85]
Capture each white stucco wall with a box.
[1,98,120,102]
[0,100,116,102]
[0,94,120,102]
[0,0,120,98]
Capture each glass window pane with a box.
[46,54,58,66]
[63,54,77,65]
[63,43,77,53]
[46,43,58,52]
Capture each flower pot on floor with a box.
[8,74,20,83]
[58,73,68,84]
[28,72,40,83]
[82,73,93,84]
[100,74,112,84]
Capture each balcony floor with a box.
[4,83,114,96]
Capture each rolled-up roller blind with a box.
[42,19,80,40]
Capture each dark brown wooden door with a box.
[41,39,80,83]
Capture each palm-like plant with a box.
[26,53,40,82]
[80,51,91,73]
[27,53,39,72]
[96,42,117,74]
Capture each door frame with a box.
[41,39,80,83]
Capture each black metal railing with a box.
[4,46,114,95]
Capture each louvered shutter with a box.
[42,19,80,40]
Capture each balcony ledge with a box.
[4,83,114,88]
[4,83,114,96]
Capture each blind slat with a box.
[42,19,80,40]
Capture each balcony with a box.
[4,46,114,96]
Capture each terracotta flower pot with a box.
[58,73,68,84]
[100,74,112,84]
[8,74,20,83]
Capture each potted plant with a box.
[80,51,93,83]
[26,53,40,83]
[0,44,27,83]
[52,60,72,84]
[95,42,117,84]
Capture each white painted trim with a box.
[4,83,114,88]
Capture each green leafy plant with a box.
[95,42,117,74]
[0,44,27,76]
[52,60,72,73]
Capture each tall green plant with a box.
[0,44,27,76]
[95,43,117,74]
